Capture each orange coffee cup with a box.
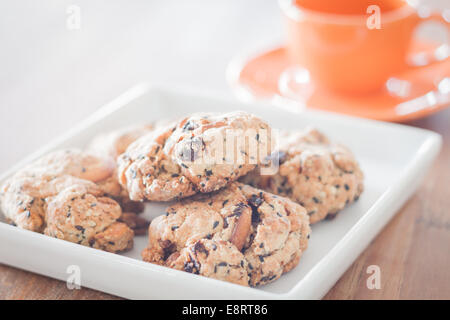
[280,0,450,94]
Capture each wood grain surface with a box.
[1,108,448,300]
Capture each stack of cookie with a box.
[0,111,363,287]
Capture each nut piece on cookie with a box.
[240,128,364,224]
[118,111,273,202]
[141,182,310,287]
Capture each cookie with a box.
[0,174,92,232]
[118,111,273,202]
[44,179,133,252]
[0,149,134,252]
[141,182,310,286]
[88,124,155,160]
[89,125,159,213]
[118,125,197,202]
[240,128,364,224]
[165,239,249,286]
[17,149,116,183]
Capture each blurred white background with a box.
[0,0,448,173]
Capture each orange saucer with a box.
[227,42,450,122]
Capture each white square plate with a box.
[0,84,442,299]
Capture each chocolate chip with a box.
[326,212,338,220]
[213,221,219,229]
[231,202,247,217]
[344,184,350,191]
[162,241,176,260]
[184,261,200,274]
[182,120,196,131]
[251,207,261,225]
[312,197,320,204]
[194,241,209,256]
[218,262,228,267]
[171,173,179,178]
[260,275,277,283]
[205,169,213,177]
[171,226,179,231]
[248,194,263,207]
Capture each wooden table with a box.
[1,108,449,300]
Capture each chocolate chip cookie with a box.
[118,111,273,202]
[141,182,310,286]
[240,128,364,224]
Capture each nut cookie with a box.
[118,111,273,201]
[88,124,155,159]
[1,174,97,232]
[17,149,116,183]
[166,239,249,286]
[240,128,364,224]
[164,111,273,193]
[89,125,161,213]
[239,184,310,286]
[142,182,310,287]
[44,180,133,252]
[118,125,197,202]
[0,150,134,252]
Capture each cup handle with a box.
[407,8,450,68]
